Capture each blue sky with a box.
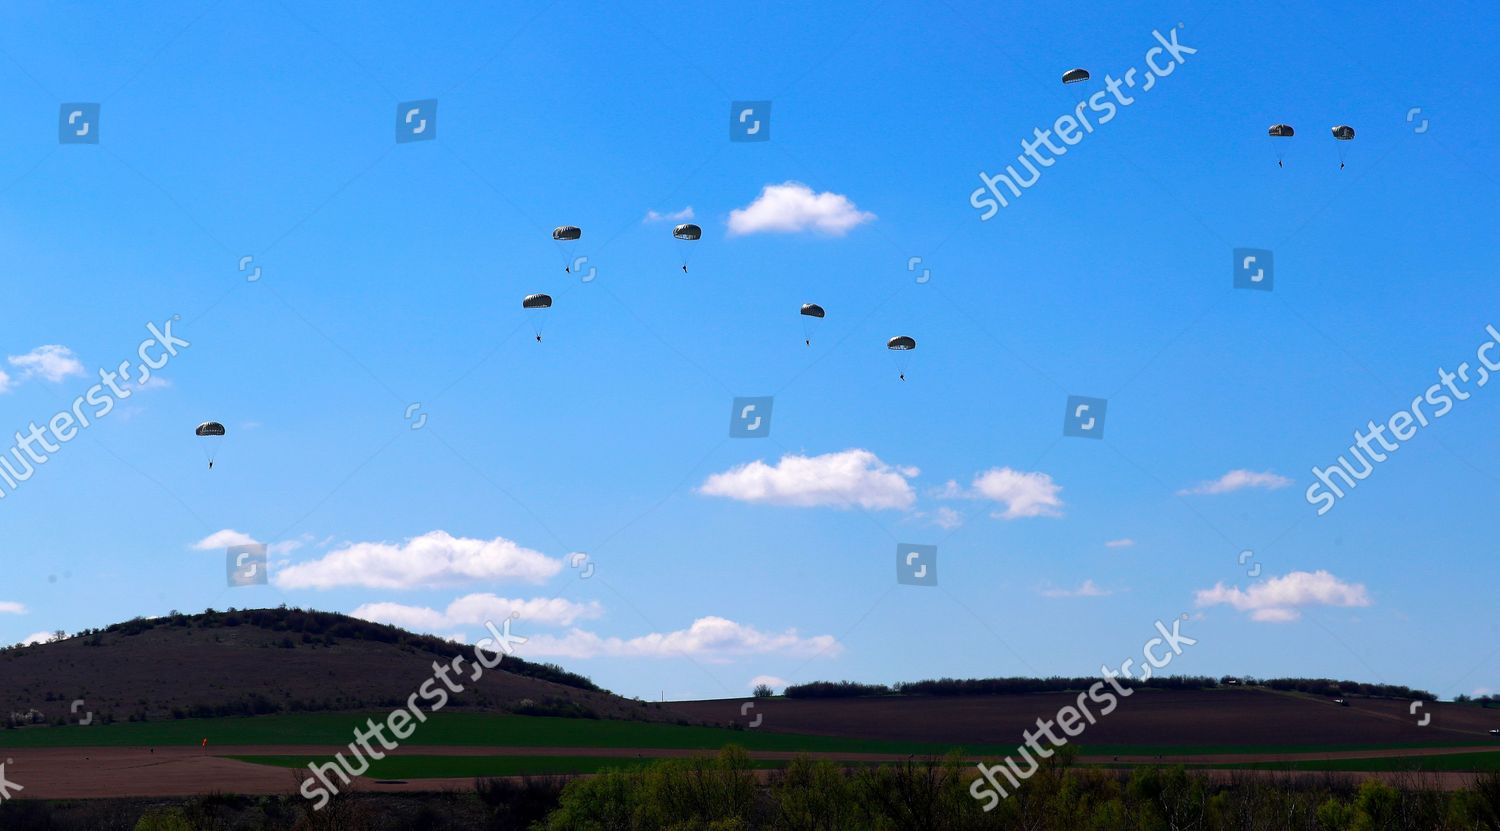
[1,1,1497,703]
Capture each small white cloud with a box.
[0,369,12,394]
[932,507,964,530]
[945,467,1063,520]
[644,206,694,223]
[1040,579,1113,598]
[1178,469,1293,496]
[274,530,563,590]
[1195,570,1372,623]
[750,675,790,692]
[8,345,85,383]
[191,529,259,550]
[351,593,604,631]
[518,617,840,662]
[20,631,52,646]
[193,530,306,560]
[1105,538,1135,548]
[701,449,917,511]
[727,182,875,237]
[269,534,315,556]
[125,376,172,393]
[0,601,26,615]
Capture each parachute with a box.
[1331,125,1355,169]
[1061,68,1090,84]
[553,226,582,273]
[800,303,825,345]
[887,336,916,380]
[1268,123,1294,166]
[673,223,701,272]
[523,293,552,341]
[195,421,225,469]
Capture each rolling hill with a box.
[0,607,677,725]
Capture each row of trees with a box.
[540,747,1500,830]
[783,675,1439,700]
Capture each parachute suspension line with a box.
[799,304,825,348]
[552,226,582,274]
[673,224,701,274]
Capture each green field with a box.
[0,711,1003,755]
[0,711,1488,763]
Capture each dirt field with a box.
[8,741,1500,799]
[672,688,1500,747]
[6,687,1498,799]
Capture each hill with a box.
[675,687,1500,749]
[0,607,676,725]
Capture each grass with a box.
[1,710,1488,760]
[0,711,1005,755]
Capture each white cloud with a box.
[125,376,172,393]
[8,345,85,383]
[727,182,875,237]
[351,593,603,631]
[945,467,1063,520]
[1105,538,1135,548]
[274,530,563,590]
[20,631,51,646]
[1194,570,1372,623]
[0,369,12,394]
[517,617,841,662]
[191,529,259,550]
[1178,469,1293,496]
[644,206,694,223]
[0,601,26,615]
[931,507,964,530]
[700,449,917,510]
[750,675,790,692]
[1040,580,1113,598]
[193,530,311,559]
